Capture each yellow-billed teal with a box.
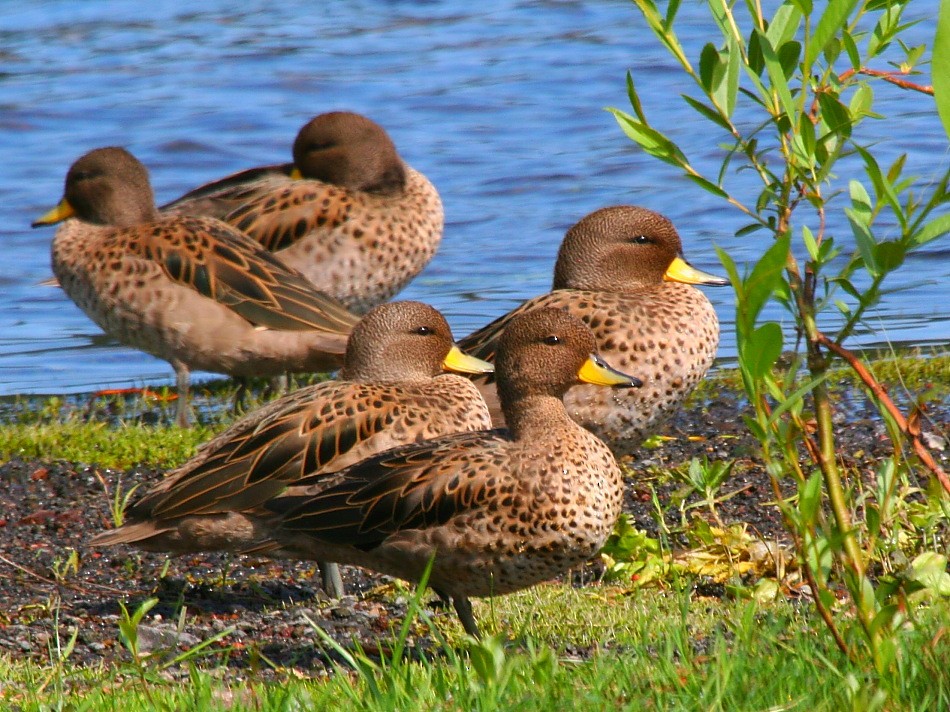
[32,146,360,427]
[90,300,493,597]
[161,111,444,314]
[254,308,641,637]
[458,205,728,457]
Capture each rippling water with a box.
[1,0,947,395]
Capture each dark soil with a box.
[0,380,947,680]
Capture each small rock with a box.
[922,431,946,452]
[135,624,180,653]
[330,605,355,619]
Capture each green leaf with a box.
[742,233,790,329]
[685,172,729,198]
[805,0,859,72]
[913,213,950,246]
[849,179,873,214]
[845,207,879,276]
[609,109,690,168]
[849,83,874,120]
[787,0,812,16]
[715,245,740,289]
[742,321,783,379]
[853,144,904,226]
[721,39,741,117]
[817,91,853,139]
[842,30,861,70]
[886,154,907,184]
[874,241,906,273]
[821,36,842,66]
[766,3,804,47]
[682,94,732,131]
[736,222,766,237]
[802,225,819,260]
[799,472,823,523]
[755,30,797,122]
[664,0,682,29]
[798,112,817,157]
[777,41,802,80]
[868,5,902,58]
[625,71,648,123]
[747,27,765,77]
[742,414,766,441]
[699,43,722,92]
[909,552,950,596]
[935,0,950,142]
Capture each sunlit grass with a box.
[2,585,947,710]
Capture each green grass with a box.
[690,347,950,406]
[0,420,216,470]
[2,585,947,710]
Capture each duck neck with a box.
[502,393,575,441]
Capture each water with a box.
[1,0,947,396]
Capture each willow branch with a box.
[838,68,933,94]
[816,333,950,495]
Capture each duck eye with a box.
[629,234,652,245]
[543,335,560,346]
[415,325,432,336]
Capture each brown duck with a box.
[254,308,641,638]
[32,146,360,427]
[90,300,494,597]
[162,111,444,314]
[458,205,728,457]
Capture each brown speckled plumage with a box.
[32,147,360,427]
[162,112,444,314]
[90,301,493,597]
[459,205,727,457]
[254,308,640,637]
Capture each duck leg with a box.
[452,596,481,639]
[319,561,345,598]
[173,360,192,428]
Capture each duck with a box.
[253,308,641,638]
[458,205,728,457]
[32,146,360,427]
[90,300,494,598]
[161,111,444,314]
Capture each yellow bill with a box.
[32,198,75,227]
[664,255,729,286]
[442,345,495,375]
[289,167,304,180]
[577,354,642,388]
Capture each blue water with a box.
[1,0,947,396]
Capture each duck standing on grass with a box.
[32,146,360,428]
[162,111,444,314]
[254,308,641,638]
[459,205,728,457]
[90,301,494,598]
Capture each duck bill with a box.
[664,255,729,286]
[577,354,642,388]
[289,167,304,180]
[32,198,75,227]
[442,345,495,375]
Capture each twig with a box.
[816,333,950,495]
[838,67,933,94]
[0,553,128,596]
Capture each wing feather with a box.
[125,216,359,333]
